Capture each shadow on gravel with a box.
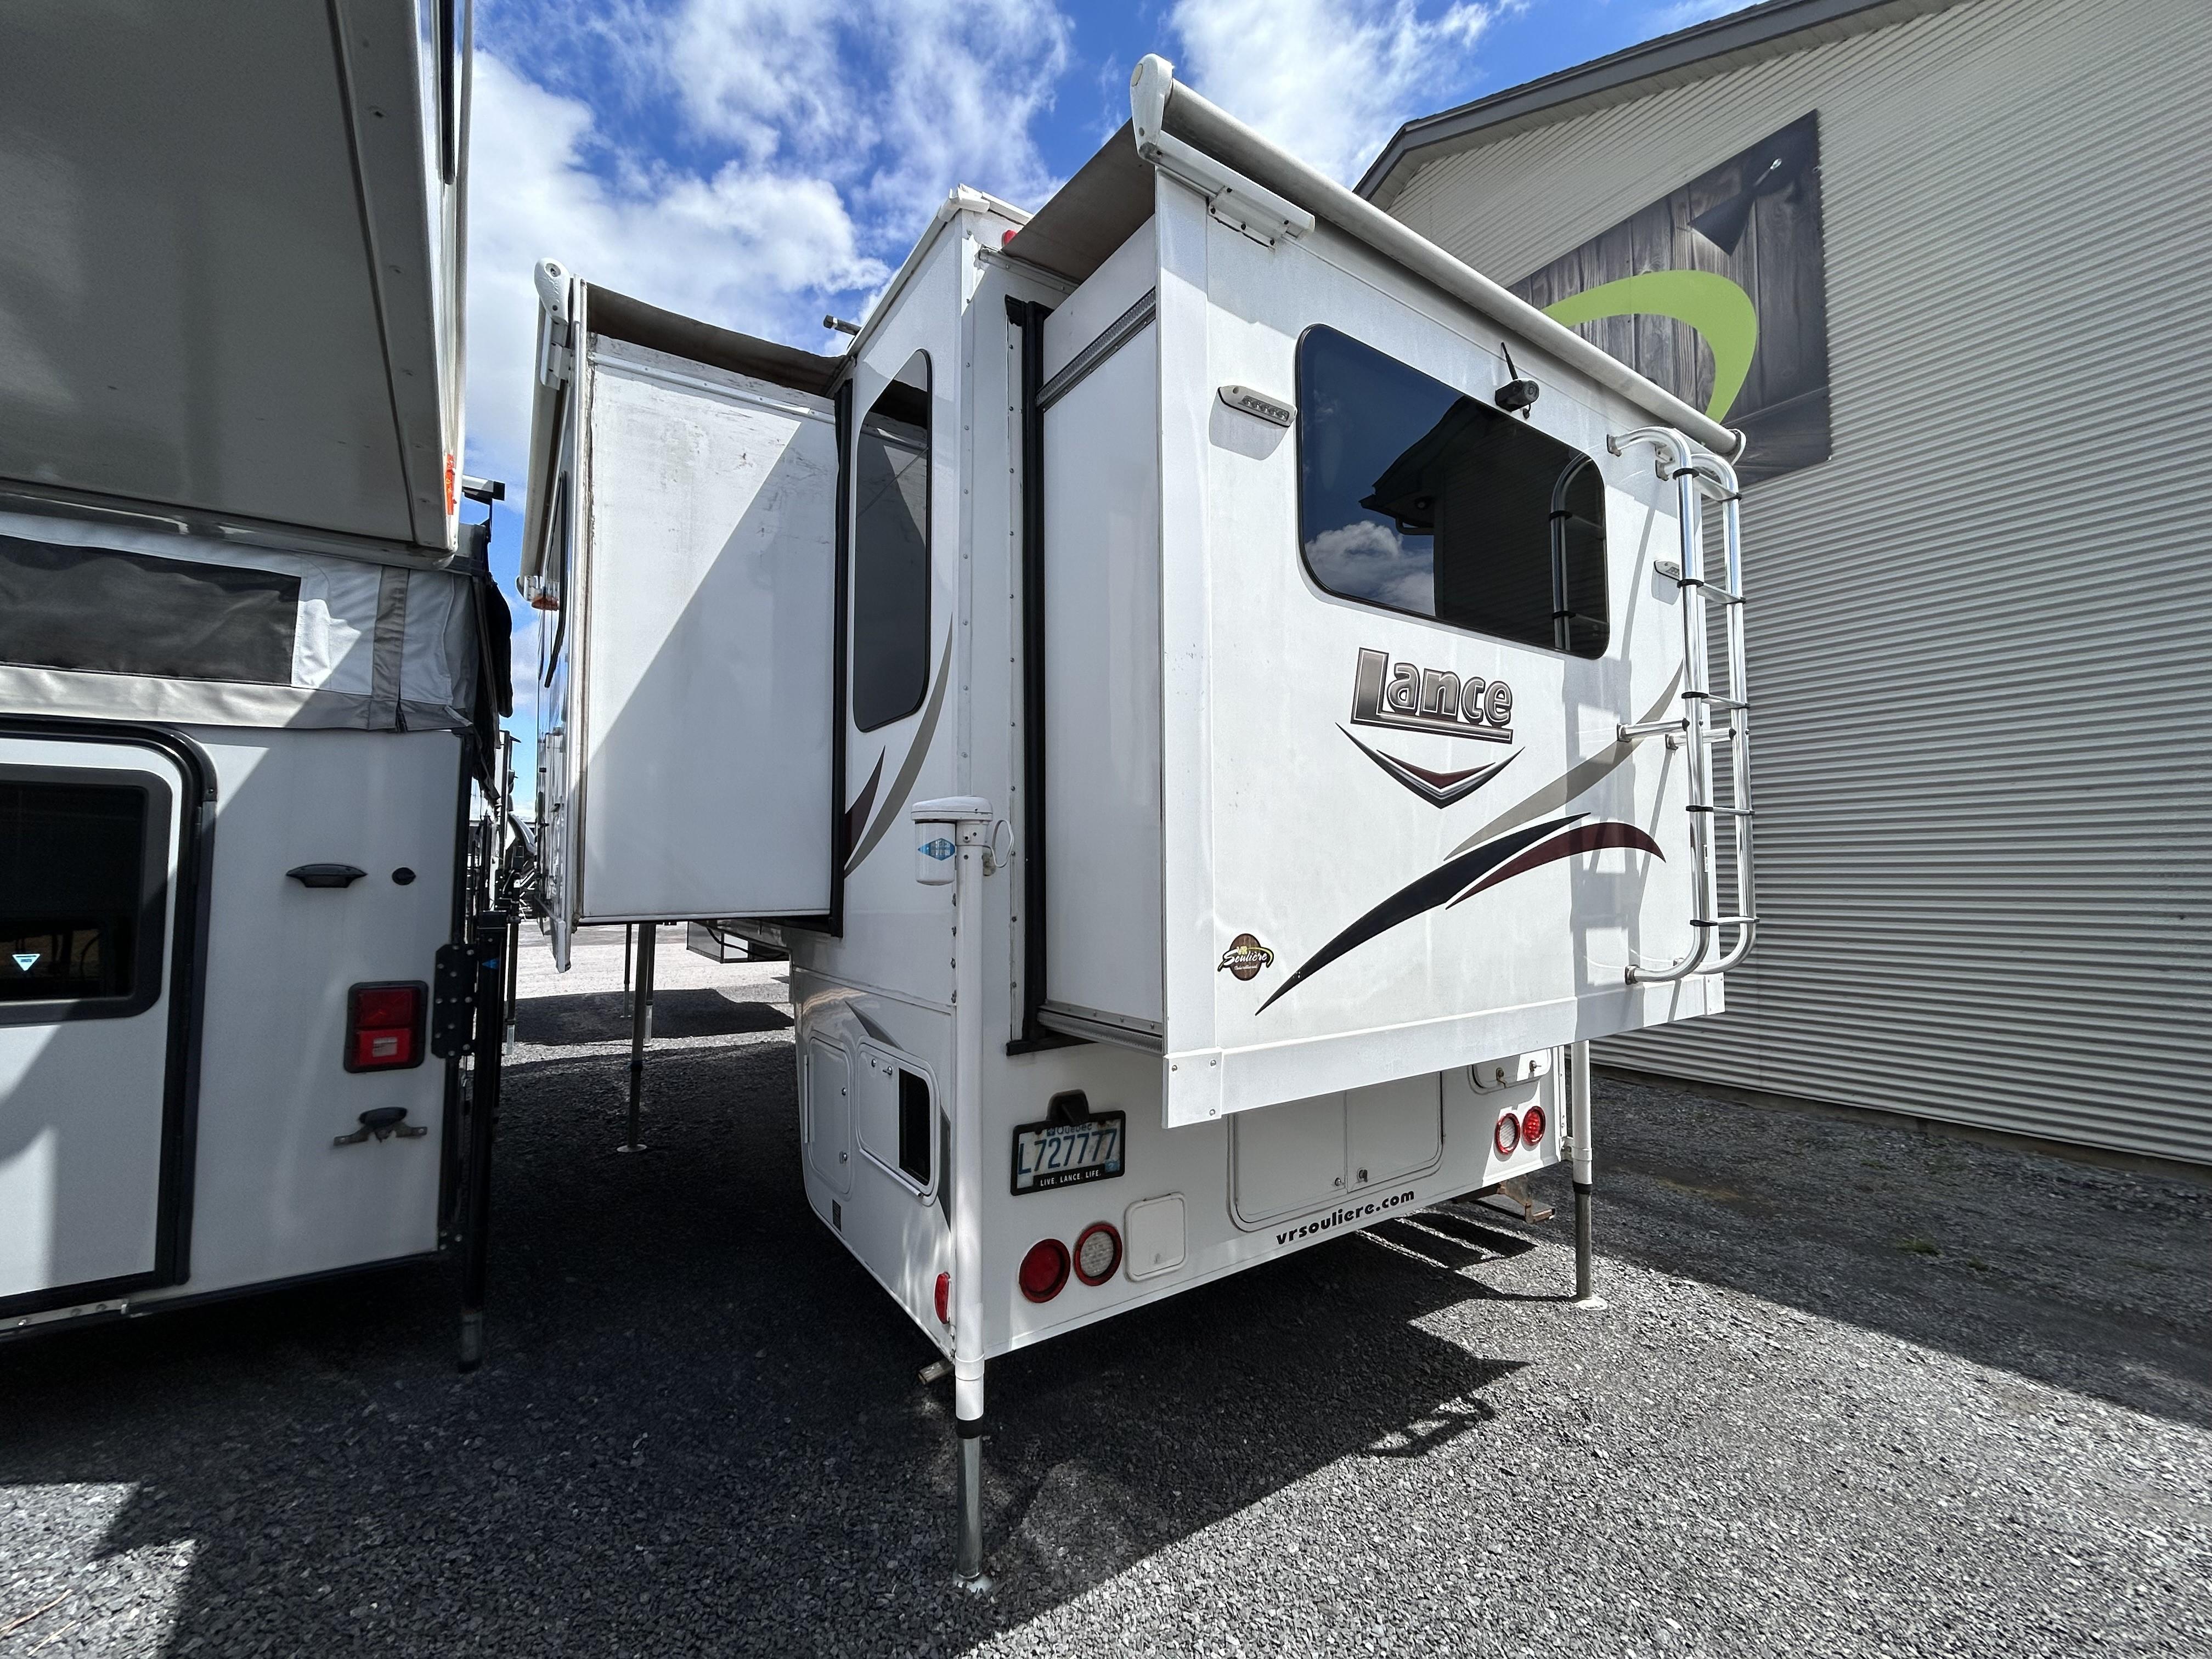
[515,985,792,1045]
[0,1037,1528,1657]
[1547,1072,2212,1432]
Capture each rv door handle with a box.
[289,863,368,889]
[334,1107,428,1146]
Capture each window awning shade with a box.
[0,510,477,732]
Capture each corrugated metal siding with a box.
[1388,0,2212,1164]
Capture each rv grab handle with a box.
[288,864,368,889]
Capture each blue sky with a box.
[466,0,1747,771]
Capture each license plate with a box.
[1010,1111,1126,1194]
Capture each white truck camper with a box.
[1,3,520,1359]
[522,57,1759,1581]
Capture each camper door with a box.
[535,316,839,953]
[0,729,196,1314]
[1046,178,1717,1124]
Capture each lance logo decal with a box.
[1349,646,1514,744]
[1341,727,1520,808]
[10,952,39,972]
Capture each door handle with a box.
[289,864,367,889]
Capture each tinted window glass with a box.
[851,352,931,731]
[897,1068,932,1186]
[1297,326,1608,657]
[0,534,299,683]
[0,778,150,1003]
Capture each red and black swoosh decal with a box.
[1258,816,1664,1012]
[1445,820,1663,909]
[1340,726,1519,807]
[842,751,884,857]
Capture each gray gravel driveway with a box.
[2,929,2206,1656]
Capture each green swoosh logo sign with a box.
[1544,270,1759,421]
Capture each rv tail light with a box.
[1520,1104,1547,1145]
[1018,1238,1070,1303]
[1493,1111,1520,1158]
[934,1272,951,1324]
[1074,1222,1122,1286]
[346,981,426,1072]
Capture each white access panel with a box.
[575,337,837,922]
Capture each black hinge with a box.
[432,940,488,1058]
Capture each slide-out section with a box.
[550,328,840,929]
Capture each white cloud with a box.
[1167,0,1493,184]
[1306,519,1435,612]
[464,50,889,484]
[664,0,1073,238]
[464,2,1075,490]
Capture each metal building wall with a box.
[1386,0,2211,1163]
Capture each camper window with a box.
[0,774,163,1017]
[1295,326,1609,658]
[851,351,932,732]
[0,534,300,684]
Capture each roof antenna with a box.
[1496,343,1540,417]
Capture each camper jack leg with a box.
[916,797,1000,1592]
[955,1360,989,1591]
[618,923,655,1152]
[460,910,508,1369]
[1568,1039,1604,1309]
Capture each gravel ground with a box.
[2,927,2207,1657]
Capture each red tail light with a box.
[1493,1111,1520,1158]
[1520,1103,1547,1145]
[346,981,426,1072]
[1018,1238,1070,1303]
[934,1272,951,1324]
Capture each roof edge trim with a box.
[1357,0,1970,207]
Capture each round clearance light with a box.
[1494,1112,1521,1158]
[1520,1103,1548,1146]
[1018,1238,1071,1303]
[934,1272,951,1324]
[1074,1222,1122,1286]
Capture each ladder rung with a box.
[1706,695,1749,712]
[1691,916,1757,928]
[1685,804,1754,816]
[1684,578,1745,605]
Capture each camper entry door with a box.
[0,730,193,1314]
[1155,185,1709,1124]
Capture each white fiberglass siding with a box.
[1385,0,2212,1164]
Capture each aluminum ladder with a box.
[1610,427,1757,984]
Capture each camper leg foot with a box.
[954,1362,990,1590]
[956,1431,991,1592]
[459,1307,486,1370]
[1571,1182,1606,1309]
